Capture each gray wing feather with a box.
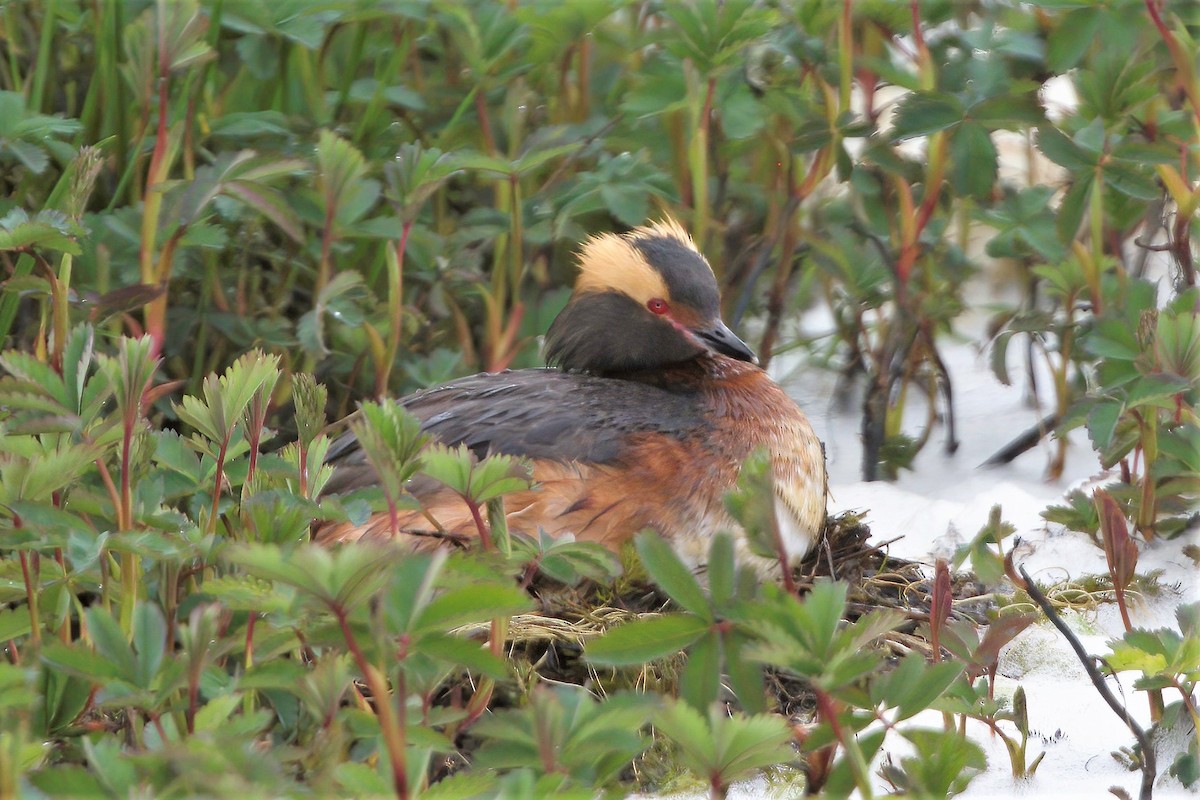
[323,369,708,493]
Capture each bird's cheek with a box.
[664,315,703,345]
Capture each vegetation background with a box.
[0,0,1196,798]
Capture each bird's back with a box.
[316,368,721,548]
[316,358,825,573]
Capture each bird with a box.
[315,219,827,574]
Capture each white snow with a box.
[639,320,1196,800]
[760,318,1200,799]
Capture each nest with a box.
[452,512,995,713]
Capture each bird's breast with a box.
[698,364,827,567]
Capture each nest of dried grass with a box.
[460,512,995,713]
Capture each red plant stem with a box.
[147,710,169,744]
[145,230,183,358]
[701,75,716,130]
[208,440,229,536]
[465,498,492,550]
[387,495,400,538]
[298,440,309,499]
[55,547,70,643]
[840,0,853,105]
[488,302,526,373]
[19,547,40,649]
[187,670,199,734]
[1168,677,1200,727]
[930,560,951,662]
[771,520,799,596]
[1145,0,1200,126]
[246,411,263,488]
[335,608,409,800]
[317,204,336,294]
[814,689,847,753]
[910,0,926,58]
[474,89,497,155]
[120,414,134,530]
[143,79,169,230]
[378,222,412,397]
[519,559,540,592]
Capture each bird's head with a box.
[544,219,756,375]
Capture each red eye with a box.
[647,298,669,315]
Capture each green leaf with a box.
[348,401,427,503]
[1103,160,1159,201]
[707,532,736,609]
[420,634,510,679]
[1036,124,1095,171]
[418,583,533,633]
[380,551,444,636]
[724,630,765,714]
[1056,174,1093,242]
[634,530,711,617]
[82,738,136,796]
[316,130,373,228]
[587,614,709,666]
[28,766,105,797]
[968,92,1045,129]
[898,728,987,795]
[194,692,243,732]
[0,208,83,255]
[655,699,794,787]
[40,641,124,682]
[132,602,167,689]
[334,763,391,796]
[1125,374,1191,408]
[890,92,964,139]
[950,121,997,198]
[679,632,721,711]
[40,670,90,734]
[85,606,137,680]
[385,143,463,220]
[0,664,33,715]
[872,654,964,721]
[1046,7,1101,71]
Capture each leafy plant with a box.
[1,2,1197,797]
[1105,602,1200,788]
[472,686,650,790]
[653,698,795,800]
[588,531,767,713]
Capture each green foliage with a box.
[1,1,1197,796]
[472,687,649,787]
[882,728,987,796]
[953,504,1017,585]
[0,90,81,176]
[348,400,428,529]
[589,531,767,713]
[654,698,795,798]
[509,528,622,586]
[748,581,904,692]
[1103,602,1200,788]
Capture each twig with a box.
[979,413,1059,467]
[1016,565,1156,800]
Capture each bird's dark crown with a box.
[544,219,755,375]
